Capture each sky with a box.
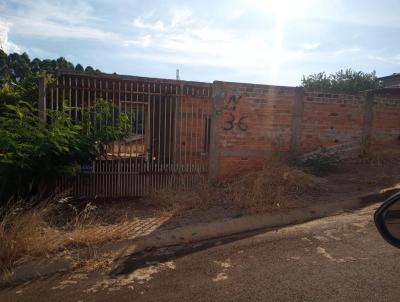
[0,0,399,86]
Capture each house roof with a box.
[378,73,400,80]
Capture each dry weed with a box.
[144,180,211,214]
[145,161,323,214]
[222,161,323,212]
[0,195,125,274]
[76,251,120,273]
[362,147,400,166]
[0,199,60,273]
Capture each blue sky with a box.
[0,0,399,85]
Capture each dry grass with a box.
[144,181,212,216]
[145,161,324,214]
[362,146,400,166]
[0,161,325,274]
[75,251,120,273]
[0,195,126,275]
[0,200,57,273]
[221,161,324,212]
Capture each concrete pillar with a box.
[208,81,225,182]
[289,87,305,157]
[361,92,374,149]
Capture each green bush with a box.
[0,51,112,204]
[301,69,383,93]
[0,93,131,203]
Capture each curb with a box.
[116,196,370,260]
[1,195,376,286]
[1,238,135,287]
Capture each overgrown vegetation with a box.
[0,97,131,203]
[0,194,128,274]
[0,50,137,274]
[301,69,383,93]
[0,51,130,204]
[222,161,323,212]
[145,161,324,214]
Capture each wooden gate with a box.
[41,71,212,197]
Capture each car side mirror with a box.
[374,191,400,248]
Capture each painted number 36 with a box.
[223,113,248,131]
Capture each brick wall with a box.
[301,91,365,153]
[371,94,400,146]
[211,81,295,178]
[211,82,400,180]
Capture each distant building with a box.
[378,73,400,88]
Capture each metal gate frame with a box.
[39,71,212,197]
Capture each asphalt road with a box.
[2,203,400,302]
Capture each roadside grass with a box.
[144,161,325,214]
[5,152,397,276]
[223,161,324,212]
[0,195,127,275]
[144,181,211,214]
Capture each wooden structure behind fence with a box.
[39,71,213,198]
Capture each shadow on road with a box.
[112,187,400,278]
[111,226,274,277]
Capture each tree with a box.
[85,66,95,73]
[56,57,74,70]
[30,58,41,73]
[40,59,57,73]
[8,52,32,81]
[301,69,383,93]
[0,50,10,84]
[0,51,103,109]
[0,52,109,202]
[75,63,84,71]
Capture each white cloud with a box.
[132,7,192,32]
[0,21,21,53]
[1,0,397,85]
[12,19,118,40]
[127,7,309,72]
[3,0,118,41]
[300,42,320,50]
[334,47,362,55]
[123,35,152,47]
[368,53,400,65]
[133,17,166,31]
[25,46,56,58]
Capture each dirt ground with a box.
[1,202,398,301]
[59,159,400,229]
[2,159,400,280]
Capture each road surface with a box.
[2,203,399,302]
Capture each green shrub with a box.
[301,69,383,93]
[0,95,131,204]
